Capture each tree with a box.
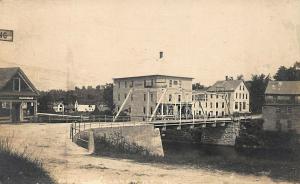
[273,62,300,81]
[103,83,114,111]
[192,82,205,90]
[248,74,270,113]
[236,74,244,80]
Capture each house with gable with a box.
[0,67,39,122]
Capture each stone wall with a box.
[162,121,240,146]
[201,122,240,146]
[75,124,164,157]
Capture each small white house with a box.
[52,102,64,113]
[74,100,96,112]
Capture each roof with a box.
[265,81,300,95]
[0,67,19,90]
[207,80,243,92]
[0,67,39,95]
[113,74,193,80]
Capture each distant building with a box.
[192,79,250,117]
[113,75,193,121]
[74,100,96,112]
[0,67,39,122]
[52,101,64,113]
[263,81,300,133]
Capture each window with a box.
[131,94,133,101]
[222,102,225,108]
[240,86,241,90]
[211,94,213,98]
[235,102,238,110]
[118,81,120,88]
[150,93,153,102]
[192,95,194,101]
[242,94,244,99]
[216,111,218,116]
[179,80,182,88]
[287,106,292,113]
[118,94,120,101]
[174,81,178,85]
[144,80,146,88]
[151,79,154,87]
[169,80,172,87]
[144,94,146,101]
[178,95,181,102]
[243,102,246,110]
[216,102,218,108]
[124,93,127,99]
[1,102,7,108]
[239,93,241,99]
[210,102,213,108]
[13,78,20,91]
[128,107,131,113]
[205,102,207,107]
[169,94,172,102]
[246,94,248,99]
[243,86,244,90]
[222,111,224,116]
[143,107,146,114]
[131,81,134,87]
[216,95,218,99]
[150,107,153,114]
[236,93,238,99]
[125,81,127,88]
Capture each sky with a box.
[0,0,300,90]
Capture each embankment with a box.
[74,124,164,157]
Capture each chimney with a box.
[159,51,164,59]
[225,76,228,81]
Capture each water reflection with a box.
[162,141,300,183]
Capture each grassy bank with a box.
[0,136,56,184]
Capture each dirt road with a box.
[0,123,291,184]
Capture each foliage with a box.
[248,74,270,113]
[192,82,205,90]
[273,62,300,81]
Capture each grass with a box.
[0,135,56,184]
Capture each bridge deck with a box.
[150,114,262,127]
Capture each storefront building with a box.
[0,67,39,122]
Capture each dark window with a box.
[211,94,213,98]
[131,94,133,101]
[276,107,281,113]
[143,107,146,114]
[150,93,153,102]
[178,95,181,102]
[124,93,127,99]
[287,106,292,113]
[216,102,218,108]
[118,94,120,101]
[169,94,172,102]
[118,81,120,88]
[216,111,218,116]
[210,102,213,108]
[169,80,172,87]
[243,102,246,110]
[222,102,225,108]
[205,102,207,107]
[216,95,218,99]
[150,107,153,114]
[125,81,127,88]
[144,94,146,101]
[174,81,178,85]
[235,102,238,109]
[13,78,20,91]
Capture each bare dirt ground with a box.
[0,123,293,184]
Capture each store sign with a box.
[0,29,13,42]
[19,97,33,100]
